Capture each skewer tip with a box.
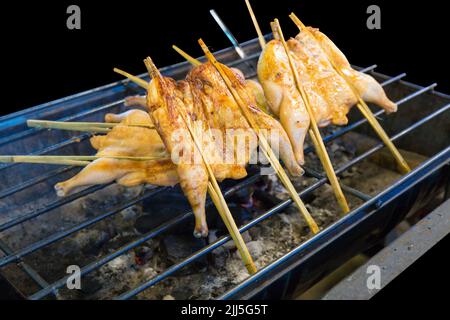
[197,38,207,49]
[289,12,306,30]
[172,45,201,66]
[143,57,161,80]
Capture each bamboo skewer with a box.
[244,0,266,48]
[113,68,149,89]
[172,45,201,66]
[28,120,110,133]
[27,119,154,132]
[173,44,272,116]
[0,155,168,166]
[0,156,90,166]
[143,57,257,275]
[199,39,320,234]
[272,19,350,215]
[289,13,411,174]
[270,21,280,40]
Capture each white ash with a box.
[0,136,404,300]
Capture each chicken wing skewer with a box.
[42,110,173,196]
[27,119,154,133]
[143,56,257,274]
[288,13,410,174]
[199,39,319,234]
[271,19,350,214]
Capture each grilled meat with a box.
[257,26,397,164]
[54,110,177,197]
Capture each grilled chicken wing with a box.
[258,27,397,163]
[147,75,210,237]
[289,36,357,125]
[306,27,397,113]
[55,110,177,197]
[56,61,303,238]
[188,62,303,177]
[257,40,311,165]
[147,62,303,237]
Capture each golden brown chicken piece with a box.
[147,75,211,237]
[187,62,303,177]
[54,110,177,197]
[304,27,397,113]
[258,28,397,164]
[288,37,357,125]
[55,62,302,238]
[147,62,303,237]
[257,40,311,165]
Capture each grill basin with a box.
[0,36,449,300]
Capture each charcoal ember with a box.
[81,196,119,218]
[227,185,254,205]
[309,205,336,227]
[120,205,141,222]
[247,225,261,240]
[210,246,229,268]
[80,198,100,218]
[80,275,102,295]
[279,212,305,232]
[80,230,110,255]
[136,189,192,235]
[252,189,281,209]
[171,287,191,300]
[245,240,264,258]
[134,245,154,266]
[120,185,144,199]
[341,165,358,178]
[221,230,252,251]
[56,229,110,256]
[161,234,208,275]
[208,203,253,234]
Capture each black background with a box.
[0,0,448,304]
[1,0,449,115]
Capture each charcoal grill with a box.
[0,35,449,300]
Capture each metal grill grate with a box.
[0,37,448,300]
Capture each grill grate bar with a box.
[115,171,336,299]
[317,83,438,151]
[0,78,434,267]
[0,134,89,172]
[0,53,268,149]
[0,184,111,233]
[0,66,390,202]
[0,166,75,200]
[28,174,262,300]
[376,73,407,86]
[0,56,440,299]
[113,100,448,300]
[0,73,414,236]
[302,167,372,201]
[0,239,49,292]
[0,64,377,172]
[218,146,450,300]
[336,103,450,175]
[0,187,168,268]
[0,99,126,149]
